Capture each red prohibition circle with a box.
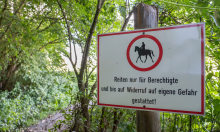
[126,34,163,71]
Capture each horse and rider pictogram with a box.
[126,34,163,71]
[135,42,155,63]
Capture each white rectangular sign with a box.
[97,23,205,115]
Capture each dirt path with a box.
[24,105,74,132]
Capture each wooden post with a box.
[134,3,161,132]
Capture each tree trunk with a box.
[99,107,106,132]
[134,3,161,132]
[112,109,123,132]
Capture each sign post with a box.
[133,4,161,132]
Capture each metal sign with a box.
[97,23,205,115]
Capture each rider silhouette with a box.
[140,42,145,51]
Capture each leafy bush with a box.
[0,64,76,131]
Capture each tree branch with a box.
[35,11,53,30]
[36,20,44,30]
[57,0,72,58]
[39,39,60,50]
[73,27,84,53]
[168,12,181,24]
[112,109,123,132]
[57,0,78,77]
[0,0,8,27]
[1,0,8,13]
[41,17,63,20]
[79,0,105,82]
[14,0,26,15]
[0,0,26,41]
[64,10,81,65]
[99,107,106,132]
[85,64,96,90]
[71,35,77,66]
[37,21,57,33]
[1,62,22,91]
[88,66,96,78]
[89,80,97,99]
[121,9,133,31]
[183,10,197,23]
[69,58,79,78]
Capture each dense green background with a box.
[0,0,220,131]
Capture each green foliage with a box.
[52,0,220,131]
[0,0,73,130]
[1,0,220,131]
[0,62,75,130]
[0,0,67,91]
[119,6,127,18]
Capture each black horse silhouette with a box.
[135,46,155,63]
